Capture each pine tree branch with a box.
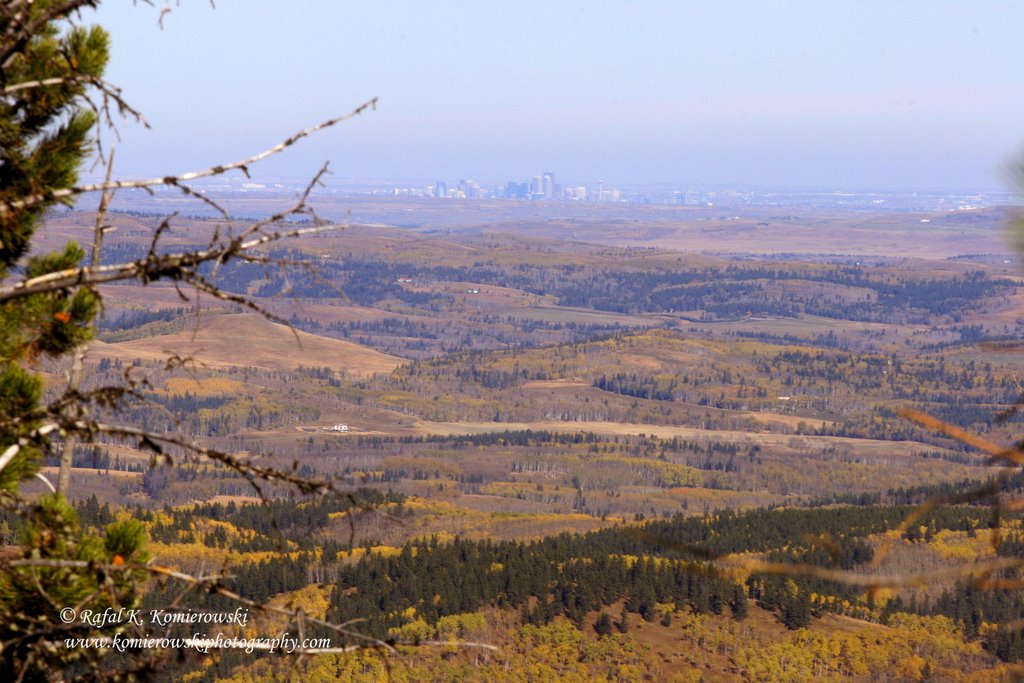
[0,1,100,71]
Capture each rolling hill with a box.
[90,312,404,375]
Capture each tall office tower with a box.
[530,176,542,196]
[435,181,447,199]
[542,171,554,199]
[506,181,529,199]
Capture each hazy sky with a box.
[87,1,1024,191]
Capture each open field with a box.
[409,418,915,448]
[508,305,667,326]
[90,312,404,375]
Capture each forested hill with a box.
[324,504,997,637]
[125,498,1022,681]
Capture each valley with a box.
[35,199,1024,681]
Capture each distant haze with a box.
[89,1,1024,192]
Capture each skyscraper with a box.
[542,171,554,200]
[530,176,542,197]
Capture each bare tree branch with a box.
[898,407,1022,465]
[723,556,1023,589]
[0,223,339,302]
[3,76,89,95]
[57,148,118,496]
[1,74,147,127]
[83,420,337,495]
[0,98,377,216]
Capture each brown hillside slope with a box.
[91,313,403,375]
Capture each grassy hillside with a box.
[91,312,404,375]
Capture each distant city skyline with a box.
[88,2,1024,193]
[95,171,1016,216]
